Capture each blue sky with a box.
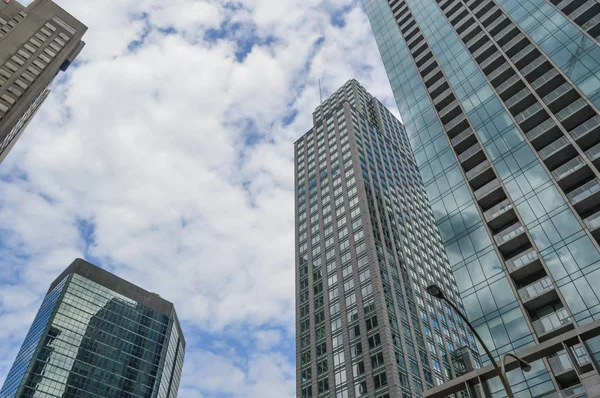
[0,0,397,396]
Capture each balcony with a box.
[466,160,495,190]
[556,98,596,131]
[494,222,529,254]
[521,57,552,82]
[505,87,535,115]
[502,32,529,56]
[445,113,469,137]
[541,384,586,398]
[433,87,454,108]
[548,351,577,384]
[506,248,544,280]
[488,62,514,87]
[472,40,495,62]
[518,277,558,310]
[515,102,549,132]
[439,100,462,123]
[569,114,600,149]
[526,119,562,150]
[532,308,574,341]
[497,74,524,100]
[571,0,598,25]
[542,83,579,113]
[586,142,600,168]
[483,198,518,231]
[480,51,503,74]
[428,78,449,98]
[582,13,600,37]
[510,43,538,68]
[584,210,600,240]
[458,143,486,170]
[475,179,505,209]
[567,178,600,213]
[451,128,477,153]
[423,67,443,87]
[487,14,509,35]
[552,156,592,191]
[539,136,576,169]
[531,69,562,96]
[494,23,519,46]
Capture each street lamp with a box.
[426,284,530,398]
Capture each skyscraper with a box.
[0,0,86,164]
[0,258,185,398]
[362,0,600,396]
[295,80,479,398]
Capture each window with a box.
[368,333,381,349]
[373,372,387,389]
[371,352,384,369]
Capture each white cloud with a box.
[0,0,395,396]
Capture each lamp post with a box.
[426,284,530,398]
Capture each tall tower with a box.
[0,0,86,164]
[295,80,477,398]
[362,0,600,396]
[0,258,185,398]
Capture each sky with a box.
[0,0,398,396]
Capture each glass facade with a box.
[362,0,600,396]
[295,80,478,398]
[0,260,184,398]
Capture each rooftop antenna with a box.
[319,79,323,104]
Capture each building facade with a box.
[0,0,86,164]
[362,0,600,396]
[0,258,185,398]
[295,80,479,398]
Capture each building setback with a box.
[0,0,86,164]
[362,0,600,396]
[0,258,185,398]
[295,80,478,398]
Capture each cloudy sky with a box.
[0,0,397,396]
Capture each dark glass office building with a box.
[362,0,600,396]
[0,258,185,398]
[0,0,86,164]
[295,80,479,398]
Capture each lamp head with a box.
[521,362,532,372]
[426,284,445,300]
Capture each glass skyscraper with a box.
[295,80,480,398]
[0,258,185,398]
[362,0,600,396]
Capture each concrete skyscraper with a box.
[0,259,185,398]
[362,0,600,396]
[0,0,86,164]
[295,80,479,398]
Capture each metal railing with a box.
[585,142,600,161]
[506,248,538,272]
[539,136,570,159]
[567,178,600,204]
[483,199,512,222]
[532,308,572,336]
[541,384,585,398]
[475,179,501,200]
[518,276,553,302]
[466,160,491,180]
[494,222,525,246]
[450,128,474,146]
[526,119,557,141]
[569,115,600,140]
[584,211,600,231]
[547,350,573,374]
[551,156,585,181]
[458,143,483,163]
